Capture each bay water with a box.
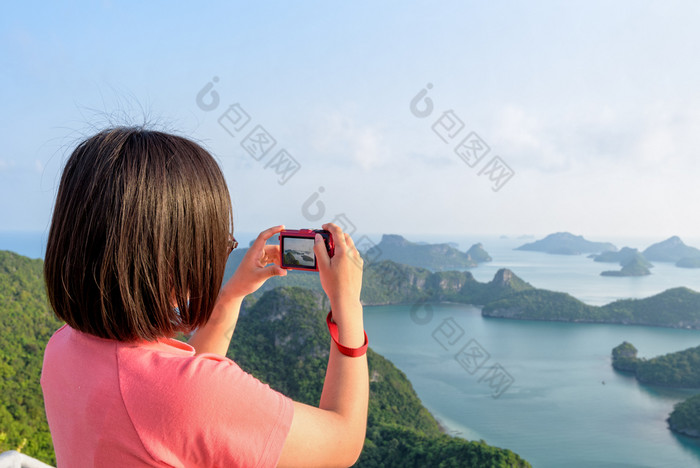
[364,235,700,467]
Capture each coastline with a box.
[365,298,700,331]
[482,311,700,331]
[668,421,700,439]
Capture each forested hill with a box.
[0,250,61,463]
[669,394,700,438]
[611,341,700,388]
[230,287,530,467]
[484,286,700,329]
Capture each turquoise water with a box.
[363,234,700,467]
[364,304,700,467]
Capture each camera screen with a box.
[281,236,316,268]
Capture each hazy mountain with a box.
[466,243,492,262]
[516,232,617,255]
[593,247,652,267]
[642,236,700,262]
[366,234,480,270]
[600,256,652,277]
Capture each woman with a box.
[41,127,368,467]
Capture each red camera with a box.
[279,229,334,271]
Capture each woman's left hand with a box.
[221,225,287,300]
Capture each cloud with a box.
[490,105,567,173]
[310,112,392,170]
[487,100,700,176]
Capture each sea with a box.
[363,235,700,468]
[4,232,700,467]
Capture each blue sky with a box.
[3,1,700,242]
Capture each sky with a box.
[2,1,700,244]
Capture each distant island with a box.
[466,242,492,262]
[515,232,616,255]
[592,236,700,270]
[610,341,700,439]
[643,236,700,264]
[513,232,700,270]
[593,247,652,267]
[365,234,491,270]
[600,256,651,277]
[677,257,700,268]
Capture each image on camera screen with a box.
[282,237,316,268]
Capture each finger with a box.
[343,232,363,267]
[263,263,287,278]
[343,232,360,256]
[262,245,282,266]
[344,232,357,250]
[314,234,331,272]
[251,225,285,251]
[321,222,347,253]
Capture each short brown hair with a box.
[45,127,232,341]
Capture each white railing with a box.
[0,452,54,468]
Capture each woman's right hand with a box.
[314,223,363,321]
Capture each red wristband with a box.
[326,311,368,357]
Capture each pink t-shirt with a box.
[41,325,293,467]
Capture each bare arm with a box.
[277,223,369,468]
[188,225,287,356]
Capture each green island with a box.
[668,394,700,438]
[611,341,700,439]
[482,285,700,329]
[611,341,700,388]
[0,250,530,467]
